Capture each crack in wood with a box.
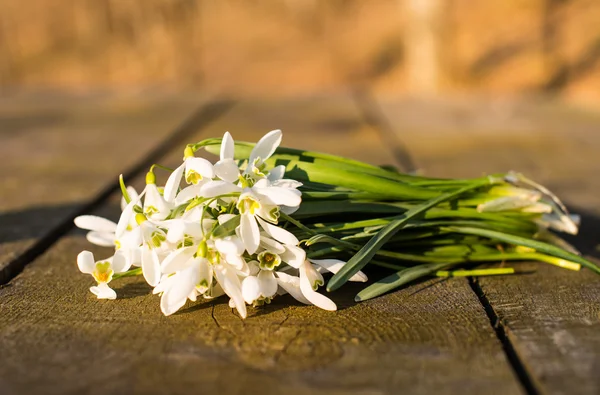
[469,277,540,395]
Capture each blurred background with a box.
[1,0,600,104]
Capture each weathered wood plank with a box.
[0,97,522,395]
[0,92,221,283]
[376,96,600,394]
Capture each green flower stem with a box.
[113,268,143,279]
[435,268,515,277]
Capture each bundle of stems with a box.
[199,138,599,302]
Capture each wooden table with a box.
[1,91,599,395]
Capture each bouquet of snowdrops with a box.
[74,130,599,318]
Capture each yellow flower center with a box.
[237,196,261,215]
[92,261,114,284]
[185,170,202,185]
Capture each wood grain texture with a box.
[376,96,600,394]
[0,96,522,395]
[0,92,207,282]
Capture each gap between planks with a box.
[0,99,236,286]
[351,89,541,395]
[469,278,540,395]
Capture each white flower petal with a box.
[221,131,235,160]
[215,236,245,257]
[116,200,137,238]
[74,215,117,233]
[225,254,247,271]
[271,178,303,189]
[247,260,260,276]
[118,226,142,250]
[185,157,215,179]
[280,245,306,268]
[166,219,203,244]
[267,165,286,182]
[239,214,260,255]
[214,263,247,319]
[256,217,299,245]
[281,205,299,215]
[163,163,185,203]
[214,159,241,183]
[161,265,199,316]
[77,251,95,274]
[141,247,161,287]
[85,231,115,247]
[275,272,311,305]
[161,246,196,274]
[309,258,368,282]
[200,180,242,198]
[90,283,117,300]
[248,129,282,165]
[241,275,261,304]
[254,187,302,207]
[299,261,336,311]
[257,270,278,298]
[153,274,176,295]
[144,184,172,220]
[259,235,285,254]
[112,249,132,273]
[174,184,203,206]
[197,258,213,294]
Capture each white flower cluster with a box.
[74,130,366,318]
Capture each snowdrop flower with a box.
[143,171,172,220]
[245,129,282,179]
[299,260,337,311]
[236,182,301,254]
[77,250,131,299]
[310,258,368,282]
[163,147,215,203]
[214,262,247,318]
[275,271,311,305]
[74,215,119,248]
[155,254,206,316]
[131,214,172,287]
[214,131,241,183]
[241,254,280,306]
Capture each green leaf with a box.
[202,139,432,183]
[327,179,496,291]
[443,226,600,273]
[119,174,131,204]
[355,262,455,301]
[211,215,241,238]
[305,234,354,249]
[295,201,405,217]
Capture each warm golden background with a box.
[1,0,600,103]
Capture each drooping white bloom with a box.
[74,215,119,247]
[310,258,368,283]
[241,253,281,305]
[163,147,215,203]
[245,129,282,179]
[77,250,131,299]
[298,260,337,311]
[214,131,241,183]
[236,181,301,254]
